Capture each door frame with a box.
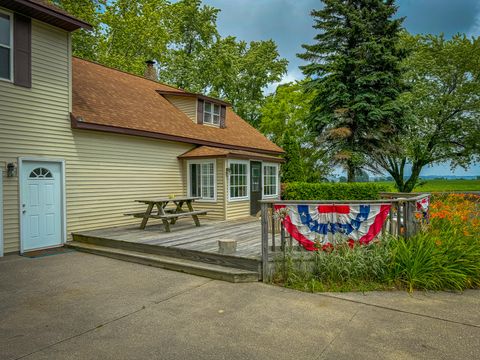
[18,157,67,254]
[249,160,262,215]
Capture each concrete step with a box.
[66,241,259,283]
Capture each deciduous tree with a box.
[55,0,287,125]
[371,34,480,192]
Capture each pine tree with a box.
[298,0,407,182]
[281,129,305,183]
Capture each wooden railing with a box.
[259,193,430,282]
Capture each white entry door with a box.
[21,161,63,251]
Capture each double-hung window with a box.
[0,10,12,81]
[228,160,249,200]
[263,163,279,198]
[203,101,220,126]
[188,160,216,201]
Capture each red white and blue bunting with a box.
[274,204,391,251]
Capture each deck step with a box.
[71,233,261,272]
[66,241,259,283]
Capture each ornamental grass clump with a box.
[277,239,394,292]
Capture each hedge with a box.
[282,182,390,201]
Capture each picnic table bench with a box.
[124,196,207,232]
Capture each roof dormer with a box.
[157,90,229,128]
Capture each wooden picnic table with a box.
[125,196,207,232]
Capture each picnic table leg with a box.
[156,202,171,232]
[170,201,184,225]
[187,201,201,227]
[140,203,154,229]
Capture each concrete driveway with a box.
[1,251,479,360]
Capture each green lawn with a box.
[374,179,480,192]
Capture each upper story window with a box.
[203,101,220,126]
[0,10,13,81]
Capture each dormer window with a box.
[203,102,220,126]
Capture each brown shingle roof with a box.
[178,146,285,163]
[71,58,284,155]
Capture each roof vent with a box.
[144,60,157,81]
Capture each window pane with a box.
[214,104,220,115]
[0,13,10,46]
[0,47,9,80]
[229,162,248,199]
[200,162,214,199]
[263,165,277,196]
[203,112,212,124]
[204,102,212,112]
[190,164,199,197]
[213,114,220,125]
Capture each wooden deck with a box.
[72,217,263,259]
[68,217,272,281]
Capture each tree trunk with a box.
[402,161,424,192]
[347,164,356,182]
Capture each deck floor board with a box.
[72,217,274,261]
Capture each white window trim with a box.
[0,8,13,83]
[203,101,221,126]
[262,162,280,199]
[186,159,217,202]
[227,159,250,202]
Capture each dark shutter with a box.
[197,99,204,124]
[220,105,226,128]
[14,14,31,88]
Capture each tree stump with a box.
[218,239,237,254]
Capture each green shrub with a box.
[282,182,390,200]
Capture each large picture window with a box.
[203,101,220,126]
[188,161,215,201]
[263,163,279,197]
[0,11,12,81]
[229,161,249,200]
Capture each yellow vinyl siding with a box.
[66,131,191,232]
[182,158,226,220]
[0,20,193,253]
[226,200,251,220]
[0,21,70,253]
[164,95,197,122]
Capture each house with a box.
[0,0,283,256]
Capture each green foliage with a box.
[372,34,480,192]
[298,0,408,181]
[259,81,312,144]
[375,179,480,192]
[281,130,305,183]
[54,0,287,125]
[259,82,330,181]
[282,182,389,201]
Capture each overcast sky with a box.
[203,0,480,177]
